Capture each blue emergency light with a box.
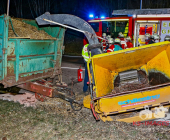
[89,14,94,18]
[101,16,105,19]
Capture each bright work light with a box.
[89,14,94,18]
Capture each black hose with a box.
[9,18,18,37]
[70,101,82,111]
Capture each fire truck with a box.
[84,8,170,48]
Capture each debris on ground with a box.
[8,18,56,39]
[0,97,170,139]
[35,92,85,117]
[0,92,37,107]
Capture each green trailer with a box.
[0,13,100,109]
[0,15,65,88]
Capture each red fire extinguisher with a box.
[78,66,83,82]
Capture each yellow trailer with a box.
[84,41,170,122]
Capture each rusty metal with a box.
[71,78,75,96]
[56,27,62,38]
[17,80,83,106]
[0,15,65,89]
[7,53,55,59]
[35,93,46,102]
[51,59,62,78]
[3,66,63,88]
[17,81,55,98]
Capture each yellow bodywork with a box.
[83,95,91,109]
[84,41,170,122]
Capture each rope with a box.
[9,18,18,37]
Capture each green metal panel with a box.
[0,15,65,87]
[0,15,9,81]
[0,16,4,81]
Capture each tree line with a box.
[0,0,170,20]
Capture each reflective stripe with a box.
[83,56,89,59]
[107,49,113,52]
[121,41,126,44]
[121,41,127,47]
[82,44,91,62]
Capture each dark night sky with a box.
[0,0,170,56]
[0,0,122,20]
[0,0,169,20]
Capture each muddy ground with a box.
[0,62,170,140]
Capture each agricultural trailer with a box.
[0,13,102,110]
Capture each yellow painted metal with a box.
[99,114,113,122]
[88,41,170,98]
[85,41,170,120]
[98,85,170,113]
[83,95,91,109]
[94,64,113,97]
[147,50,170,78]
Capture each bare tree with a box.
[27,0,55,18]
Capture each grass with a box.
[0,99,170,140]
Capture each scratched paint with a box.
[0,15,65,87]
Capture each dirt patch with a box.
[8,18,56,39]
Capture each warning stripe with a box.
[107,49,113,52]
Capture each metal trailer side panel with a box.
[0,15,65,87]
[0,15,9,82]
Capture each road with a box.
[62,55,84,64]
[61,59,85,93]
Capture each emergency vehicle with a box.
[84,8,170,48]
